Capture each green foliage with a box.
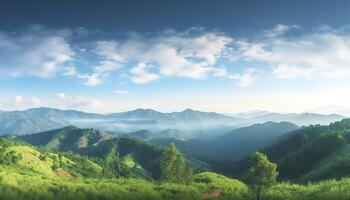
[245,152,278,200]
[160,144,191,183]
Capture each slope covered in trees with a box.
[221,118,350,182]
[15,126,212,180]
[151,122,298,161]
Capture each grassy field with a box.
[1,165,350,200]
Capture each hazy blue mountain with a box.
[107,108,242,129]
[244,112,344,126]
[228,110,272,119]
[0,107,104,135]
[151,121,299,161]
[0,107,344,136]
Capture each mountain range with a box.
[0,107,345,135]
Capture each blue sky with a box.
[1,0,350,114]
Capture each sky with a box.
[1,0,350,114]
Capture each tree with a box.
[160,143,187,183]
[245,152,279,200]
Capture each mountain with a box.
[222,118,350,182]
[0,107,241,135]
[245,112,344,126]
[151,121,299,161]
[208,121,299,160]
[228,110,272,119]
[17,126,212,179]
[0,107,102,135]
[16,125,112,151]
[108,108,242,130]
[0,107,344,136]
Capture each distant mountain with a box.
[245,112,344,126]
[0,107,102,135]
[108,108,242,129]
[308,105,350,116]
[16,125,111,151]
[151,121,299,161]
[0,107,344,135]
[228,110,272,119]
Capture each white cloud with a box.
[80,41,124,86]
[263,24,299,38]
[273,64,313,79]
[236,25,350,80]
[62,67,76,76]
[2,95,42,110]
[130,63,160,84]
[114,90,128,94]
[229,68,256,87]
[0,28,75,77]
[84,30,233,85]
[54,92,101,110]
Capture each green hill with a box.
[223,118,350,182]
[16,126,212,179]
[16,125,112,151]
[0,138,102,179]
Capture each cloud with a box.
[2,95,42,110]
[130,63,160,84]
[62,67,77,76]
[0,26,75,77]
[229,68,256,87]
[263,24,299,38]
[114,90,128,94]
[82,29,233,85]
[236,25,350,80]
[53,93,103,110]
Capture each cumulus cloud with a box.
[4,24,350,87]
[0,26,75,77]
[236,25,350,80]
[81,29,233,85]
[130,63,160,84]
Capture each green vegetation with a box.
[217,119,350,183]
[245,152,279,200]
[160,143,192,183]
[3,134,350,199]
[6,119,350,199]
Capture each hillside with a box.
[16,126,112,151]
[223,118,350,182]
[114,129,191,141]
[0,138,103,178]
[16,126,212,179]
[152,122,298,161]
[1,143,350,200]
